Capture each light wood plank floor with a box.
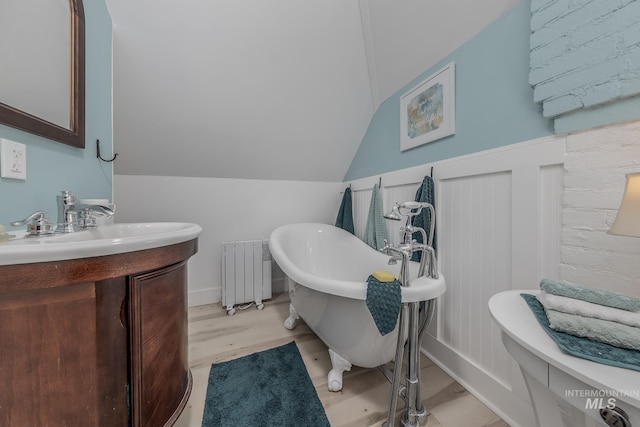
[176,293,508,427]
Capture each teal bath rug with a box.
[202,341,331,427]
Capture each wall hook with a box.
[96,139,118,162]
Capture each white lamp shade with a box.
[609,173,640,237]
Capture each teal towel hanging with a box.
[366,275,402,336]
[363,184,387,250]
[411,175,436,262]
[335,187,354,234]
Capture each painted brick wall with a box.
[530,0,640,133]
[561,118,640,297]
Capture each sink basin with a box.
[0,222,202,265]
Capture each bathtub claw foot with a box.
[327,349,351,392]
[284,303,300,330]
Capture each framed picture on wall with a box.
[400,62,455,151]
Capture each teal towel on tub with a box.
[521,293,640,372]
[363,184,388,250]
[335,187,354,234]
[540,279,640,312]
[366,275,401,336]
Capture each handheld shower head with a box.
[384,206,401,221]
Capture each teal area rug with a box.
[202,341,331,427]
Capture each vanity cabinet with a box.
[0,239,197,427]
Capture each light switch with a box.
[0,138,27,180]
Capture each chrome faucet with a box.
[380,201,440,427]
[382,201,438,280]
[56,190,114,232]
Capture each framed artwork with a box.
[400,62,455,151]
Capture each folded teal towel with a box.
[546,309,640,351]
[411,175,436,262]
[540,279,640,312]
[521,293,640,372]
[335,187,354,234]
[363,184,387,251]
[366,275,401,336]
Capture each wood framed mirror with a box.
[0,0,85,148]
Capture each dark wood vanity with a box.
[0,239,197,426]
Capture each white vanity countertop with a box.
[489,290,640,409]
[0,222,202,265]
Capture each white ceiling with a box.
[106,0,520,182]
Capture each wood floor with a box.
[175,293,509,427]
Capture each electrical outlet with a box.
[0,138,27,180]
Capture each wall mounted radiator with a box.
[222,239,272,315]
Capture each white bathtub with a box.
[269,222,446,391]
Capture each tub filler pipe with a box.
[382,201,439,427]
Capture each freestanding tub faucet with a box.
[381,201,439,427]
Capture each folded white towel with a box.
[537,291,640,328]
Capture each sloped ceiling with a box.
[106,0,519,182]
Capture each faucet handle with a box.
[58,190,76,204]
[381,239,393,254]
[10,210,47,226]
[11,211,56,236]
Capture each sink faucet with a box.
[56,190,114,233]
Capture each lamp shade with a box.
[609,173,640,237]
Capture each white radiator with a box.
[222,239,272,315]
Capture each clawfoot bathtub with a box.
[269,223,446,391]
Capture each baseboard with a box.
[189,278,286,308]
[421,334,536,427]
[188,287,221,307]
[271,277,287,294]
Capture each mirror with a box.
[0,0,85,148]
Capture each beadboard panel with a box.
[347,134,565,427]
[438,171,513,387]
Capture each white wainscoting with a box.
[347,135,565,427]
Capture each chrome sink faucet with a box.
[10,191,114,237]
[56,190,114,233]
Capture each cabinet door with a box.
[0,280,128,427]
[129,261,191,427]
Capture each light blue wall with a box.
[0,1,113,229]
[344,1,554,182]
